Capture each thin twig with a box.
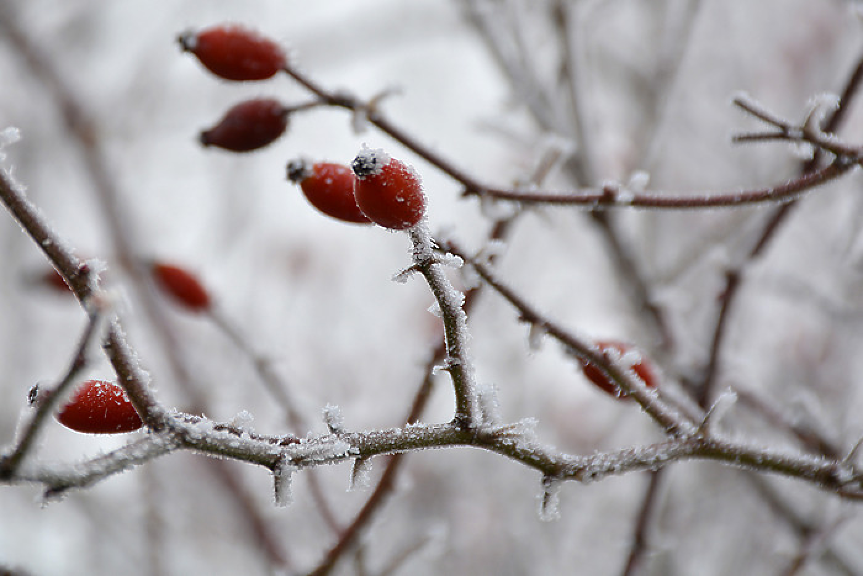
[0,307,102,478]
[446,243,699,437]
[409,227,478,428]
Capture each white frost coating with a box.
[322,404,344,433]
[351,144,390,179]
[291,436,353,463]
[273,459,297,507]
[229,410,255,433]
[618,347,643,370]
[458,263,482,290]
[438,253,464,269]
[348,457,373,491]
[537,476,562,522]
[494,418,539,445]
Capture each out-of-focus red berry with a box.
[351,148,426,230]
[56,380,143,434]
[578,340,657,400]
[200,98,288,152]
[178,25,287,81]
[151,262,211,312]
[287,159,371,224]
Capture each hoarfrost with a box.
[349,457,373,491]
[437,252,463,269]
[494,418,539,446]
[229,410,255,433]
[458,263,482,290]
[537,476,562,522]
[322,404,344,434]
[293,436,353,464]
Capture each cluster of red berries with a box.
[288,148,426,230]
[180,25,290,152]
[181,24,427,230]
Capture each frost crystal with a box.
[438,253,464,269]
[322,404,344,434]
[229,410,255,432]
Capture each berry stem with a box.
[408,226,478,429]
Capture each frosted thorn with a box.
[538,475,562,522]
[392,265,420,284]
[273,455,296,508]
[699,388,738,434]
[349,456,373,491]
[527,323,545,352]
[802,93,840,137]
[842,435,863,467]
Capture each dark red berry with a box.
[178,25,287,81]
[200,98,288,152]
[57,380,143,434]
[351,148,426,230]
[287,159,371,224]
[578,340,657,400]
[151,262,211,312]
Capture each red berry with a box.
[178,25,287,81]
[56,380,143,434]
[287,159,371,224]
[578,340,656,400]
[151,262,211,312]
[351,148,426,230]
[200,98,288,152]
